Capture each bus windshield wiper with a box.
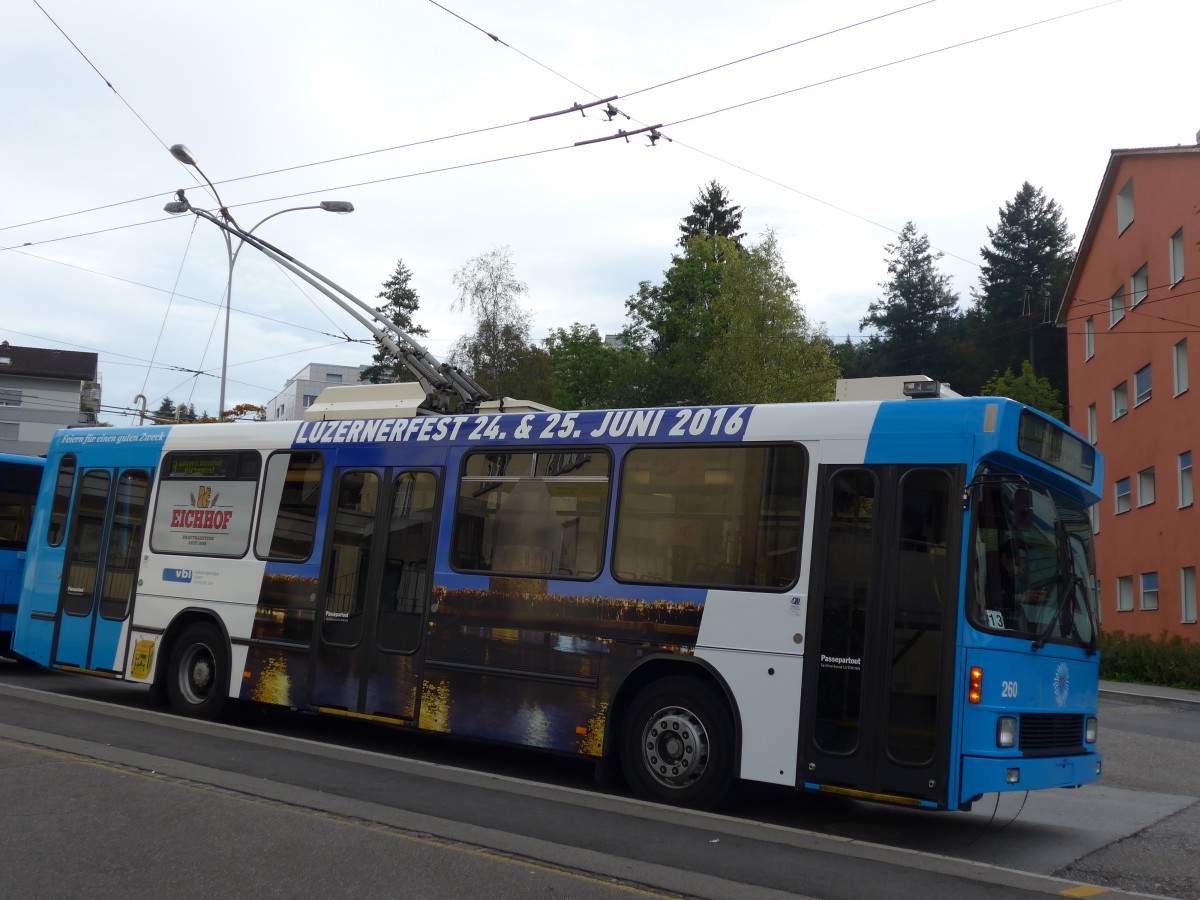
[1033,516,1073,651]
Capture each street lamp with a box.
[164,144,353,417]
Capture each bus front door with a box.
[53,468,151,673]
[799,465,960,808]
[310,468,441,721]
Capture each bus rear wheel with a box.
[166,622,228,720]
[620,677,735,809]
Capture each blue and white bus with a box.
[11,394,1102,810]
[0,453,45,655]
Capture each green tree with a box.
[153,396,176,422]
[625,236,726,405]
[980,360,1063,419]
[450,246,533,397]
[678,180,746,247]
[972,183,1075,400]
[361,259,428,384]
[701,231,839,403]
[859,221,961,377]
[544,323,650,409]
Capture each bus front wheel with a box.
[620,677,735,809]
[166,622,228,720]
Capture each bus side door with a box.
[310,467,442,720]
[53,468,151,673]
[799,464,961,807]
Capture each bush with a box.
[1100,630,1200,690]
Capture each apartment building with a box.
[266,362,368,421]
[0,341,100,455]
[1057,141,1200,639]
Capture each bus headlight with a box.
[997,716,1017,748]
[1085,716,1098,743]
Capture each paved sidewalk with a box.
[1099,678,1200,705]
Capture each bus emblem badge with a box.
[1053,662,1070,708]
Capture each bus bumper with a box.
[960,751,1102,804]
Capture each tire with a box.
[620,676,736,809]
[166,622,229,720]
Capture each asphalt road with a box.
[0,664,1197,899]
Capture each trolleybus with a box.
[10,393,1102,810]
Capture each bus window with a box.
[99,471,150,621]
[64,471,112,617]
[613,445,805,589]
[813,468,876,755]
[888,469,952,766]
[322,470,379,647]
[451,449,610,578]
[150,451,261,558]
[256,451,324,561]
[0,461,42,550]
[47,454,77,548]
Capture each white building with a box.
[0,340,100,455]
[266,362,368,421]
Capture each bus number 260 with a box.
[1001,680,1019,698]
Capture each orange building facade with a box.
[1059,144,1200,641]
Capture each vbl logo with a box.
[163,568,193,583]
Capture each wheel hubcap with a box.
[641,705,710,790]
[181,645,214,704]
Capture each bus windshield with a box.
[969,470,1099,651]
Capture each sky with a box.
[2,0,1197,424]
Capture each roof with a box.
[0,341,98,381]
[1056,143,1200,324]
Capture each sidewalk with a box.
[1099,678,1200,705]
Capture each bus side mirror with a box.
[1014,487,1035,530]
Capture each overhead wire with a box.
[11,0,1128,413]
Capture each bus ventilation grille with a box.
[1019,713,1084,756]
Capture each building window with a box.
[1114,476,1132,514]
[1087,403,1097,444]
[1140,572,1159,611]
[1109,287,1126,326]
[1134,364,1152,406]
[1170,229,1185,285]
[1137,467,1155,506]
[1112,382,1128,419]
[326,373,343,384]
[302,394,318,409]
[1116,575,1134,612]
[0,389,21,407]
[1084,317,1095,360]
[1180,451,1193,508]
[1183,567,1197,624]
[0,421,17,440]
[1116,178,1135,234]
[1129,263,1149,308]
[1174,339,1189,395]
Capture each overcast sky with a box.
[3,0,1196,423]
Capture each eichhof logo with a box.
[1053,662,1070,708]
[170,484,233,530]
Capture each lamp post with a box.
[164,144,353,418]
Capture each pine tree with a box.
[678,181,746,247]
[972,183,1076,399]
[361,259,428,384]
[859,221,961,376]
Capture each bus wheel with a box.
[620,677,735,809]
[166,623,228,720]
